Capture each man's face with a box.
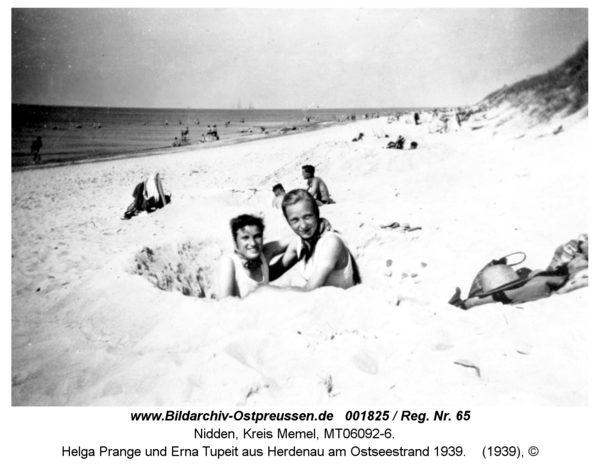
[302,169,311,180]
[285,199,318,240]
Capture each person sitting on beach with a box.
[272,183,286,209]
[410,141,418,149]
[200,134,206,143]
[217,214,297,299]
[387,135,405,150]
[302,165,334,205]
[172,137,181,147]
[352,132,364,142]
[270,189,360,290]
[31,136,42,164]
[122,173,171,220]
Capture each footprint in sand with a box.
[225,341,263,369]
[224,340,281,395]
[352,351,379,375]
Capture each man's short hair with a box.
[302,165,315,176]
[272,183,285,193]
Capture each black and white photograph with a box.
[10,2,591,435]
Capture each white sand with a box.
[11,108,588,406]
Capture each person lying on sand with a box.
[386,135,406,150]
[449,234,588,309]
[269,189,361,290]
[302,165,334,205]
[272,183,285,209]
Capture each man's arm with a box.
[262,234,297,262]
[307,178,317,196]
[268,241,300,281]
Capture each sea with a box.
[12,104,412,167]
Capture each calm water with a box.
[12,104,409,166]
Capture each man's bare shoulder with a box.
[319,232,345,254]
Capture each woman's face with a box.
[285,199,318,240]
[235,225,264,259]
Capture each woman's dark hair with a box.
[281,189,320,221]
[229,214,264,241]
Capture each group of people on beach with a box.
[217,158,587,307]
[218,165,354,300]
[201,125,219,142]
[128,107,587,308]
[175,125,221,145]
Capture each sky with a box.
[11,8,588,109]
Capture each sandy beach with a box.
[11,100,588,406]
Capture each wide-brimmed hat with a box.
[476,264,532,298]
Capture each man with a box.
[301,165,333,205]
[272,183,285,209]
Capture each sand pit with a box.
[11,109,588,406]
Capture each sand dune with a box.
[11,104,588,406]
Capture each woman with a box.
[217,214,292,299]
[272,189,361,290]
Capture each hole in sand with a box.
[132,241,222,299]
